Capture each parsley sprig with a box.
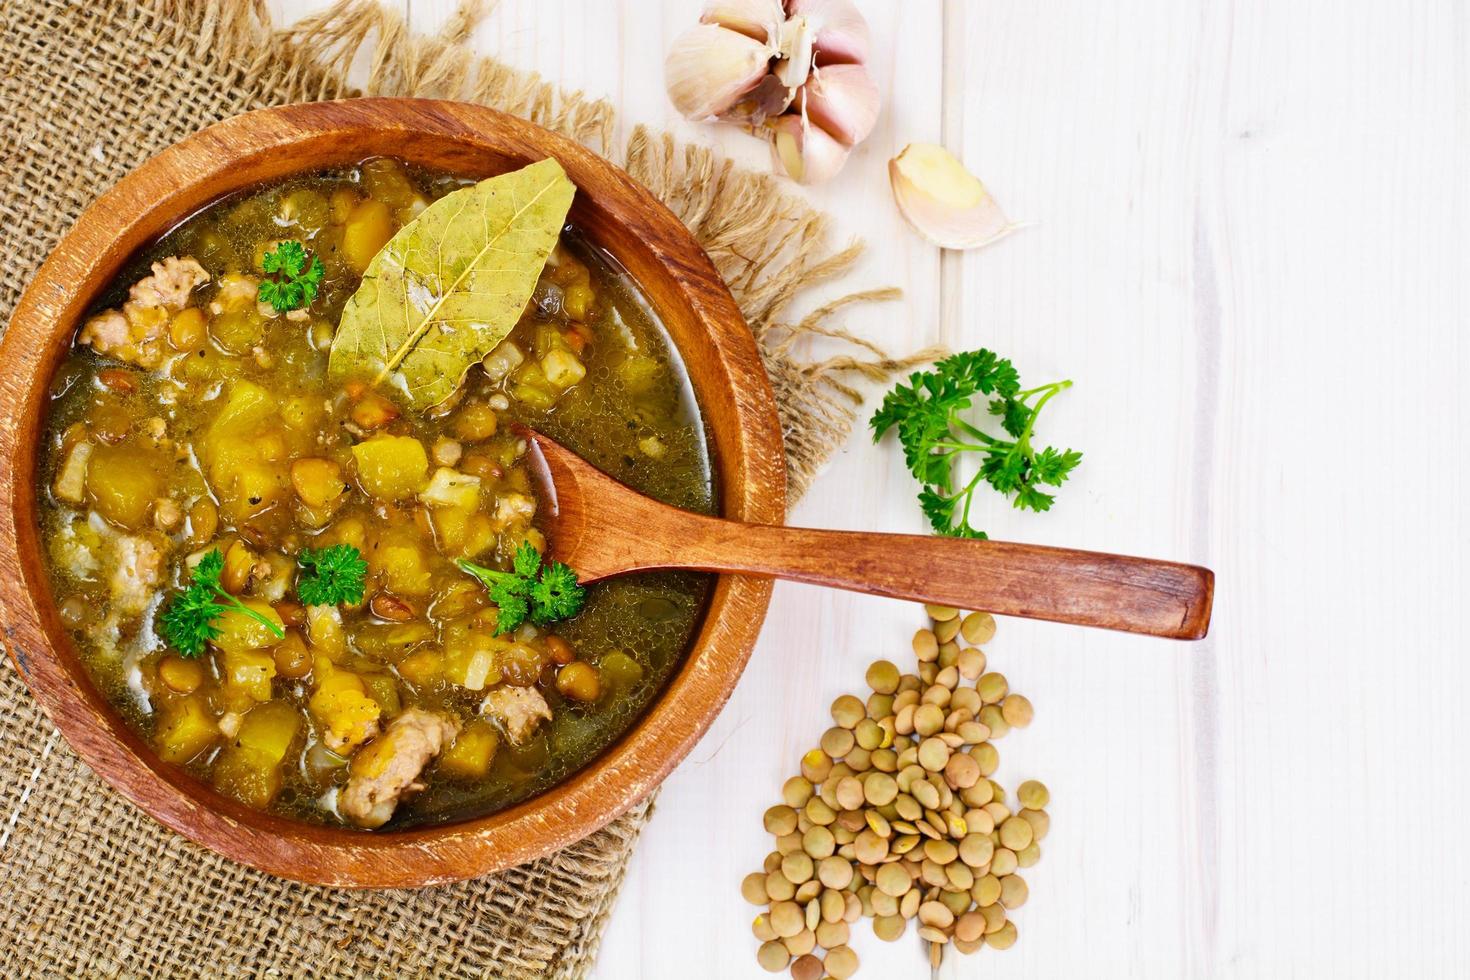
[458,542,586,636]
[158,550,286,657]
[296,544,368,607]
[870,349,1082,539]
[258,240,325,313]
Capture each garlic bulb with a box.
[889,143,1024,250]
[665,0,880,184]
[769,115,851,184]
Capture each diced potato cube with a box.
[53,440,92,504]
[438,720,499,779]
[155,697,219,764]
[419,468,481,510]
[351,435,429,500]
[481,340,524,382]
[541,348,586,388]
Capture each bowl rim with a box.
[0,98,787,887]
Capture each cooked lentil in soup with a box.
[38,158,713,829]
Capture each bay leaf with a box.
[328,157,577,410]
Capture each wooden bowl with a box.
[0,99,786,887]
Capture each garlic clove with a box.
[665,23,778,122]
[702,0,785,43]
[798,63,881,147]
[785,0,871,65]
[773,13,816,96]
[889,143,1023,250]
[768,114,852,184]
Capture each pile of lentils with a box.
[741,606,1051,977]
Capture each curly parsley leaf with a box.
[158,549,286,657]
[458,542,587,635]
[296,544,368,607]
[529,561,587,624]
[258,239,325,313]
[871,349,1081,539]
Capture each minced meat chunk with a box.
[480,684,552,745]
[78,256,208,368]
[340,709,460,828]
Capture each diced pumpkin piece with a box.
[371,537,434,596]
[290,457,347,508]
[155,696,219,764]
[281,395,323,431]
[212,701,301,808]
[309,660,382,754]
[219,648,277,703]
[428,505,495,558]
[306,604,347,659]
[361,673,402,714]
[443,632,504,692]
[397,647,445,685]
[207,379,275,440]
[86,445,162,529]
[342,199,394,274]
[351,435,429,501]
[438,719,499,779]
[235,699,301,759]
[615,353,661,393]
[212,600,285,654]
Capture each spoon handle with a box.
[642,519,1213,639]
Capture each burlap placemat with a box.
[0,1,929,975]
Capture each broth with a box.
[36,159,713,829]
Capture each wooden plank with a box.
[260,1,1470,975]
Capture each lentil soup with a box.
[37,158,714,829]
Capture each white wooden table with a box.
[271,2,1470,976]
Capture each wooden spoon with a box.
[521,428,1214,640]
